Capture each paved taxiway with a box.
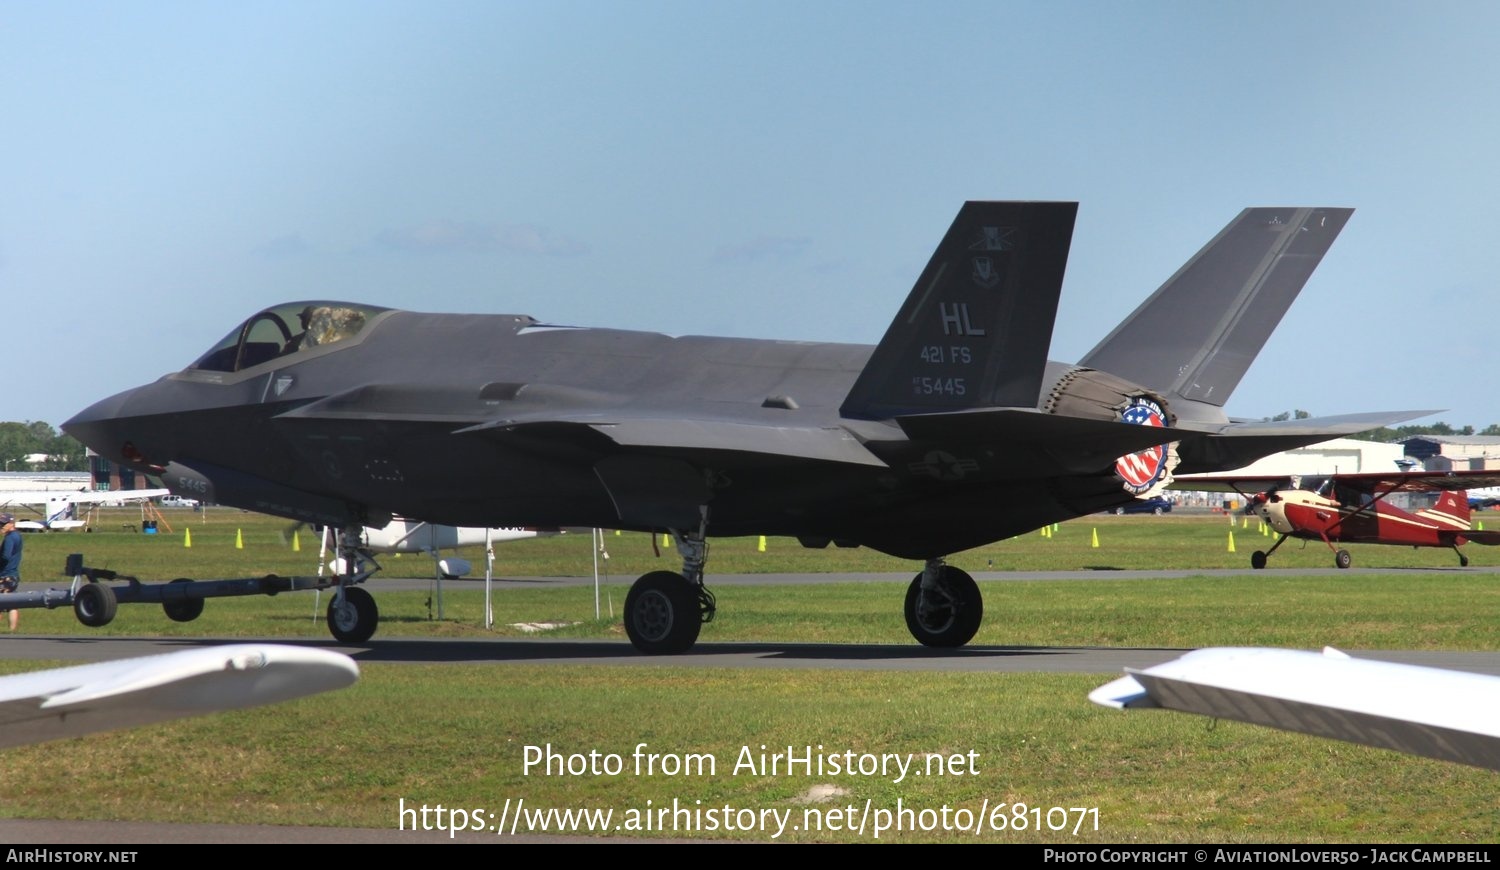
[8,568,1500,844]
[381,565,1500,590]
[8,635,1500,677]
[10,568,1500,677]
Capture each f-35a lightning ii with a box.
[64,202,1427,653]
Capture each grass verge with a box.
[1,509,1496,841]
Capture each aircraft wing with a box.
[0,489,170,508]
[292,394,1198,472]
[1331,470,1500,495]
[1167,474,1288,493]
[57,488,170,505]
[0,644,358,750]
[278,385,890,467]
[587,418,887,466]
[1172,410,1440,475]
[454,414,889,467]
[1090,647,1500,771]
[1178,469,1500,495]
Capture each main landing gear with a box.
[1256,541,1469,569]
[326,524,380,643]
[1251,526,1289,570]
[618,512,984,654]
[1251,533,1355,570]
[624,510,716,654]
[904,559,983,647]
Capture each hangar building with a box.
[1399,435,1500,471]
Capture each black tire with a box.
[74,582,117,627]
[1250,551,1268,570]
[624,571,702,654]
[1335,549,1352,569]
[1461,553,1471,568]
[326,586,378,643]
[904,566,983,648]
[162,578,205,622]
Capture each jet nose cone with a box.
[63,389,138,456]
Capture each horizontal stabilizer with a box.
[1198,410,1441,438]
[1458,530,1500,546]
[0,644,359,749]
[1081,207,1352,407]
[841,201,1077,420]
[1090,647,1500,771]
[1175,410,1439,475]
[896,408,1190,473]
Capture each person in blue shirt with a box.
[0,513,20,631]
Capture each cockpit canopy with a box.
[191,301,390,373]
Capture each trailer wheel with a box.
[162,578,205,622]
[74,583,117,627]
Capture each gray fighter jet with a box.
[63,202,1426,653]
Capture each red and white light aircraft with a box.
[1184,470,1500,569]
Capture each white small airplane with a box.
[0,487,170,531]
[1091,647,1500,771]
[325,518,556,578]
[0,644,358,750]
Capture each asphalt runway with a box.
[8,568,1500,844]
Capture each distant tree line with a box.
[1356,421,1500,441]
[0,421,88,472]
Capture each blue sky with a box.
[4,1,1498,430]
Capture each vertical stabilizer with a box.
[840,201,1077,420]
[1422,490,1472,529]
[1079,207,1353,408]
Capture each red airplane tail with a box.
[1423,490,1472,529]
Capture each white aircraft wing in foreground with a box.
[0,644,358,749]
[1090,647,1500,771]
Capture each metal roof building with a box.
[1398,435,1500,470]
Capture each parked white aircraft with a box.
[0,488,169,531]
[0,644,358,749]
[324,519,557,578]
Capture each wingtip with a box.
[1088,675,1157,710]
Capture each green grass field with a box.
[29,503,1500,578]
[1,508,1497,842]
